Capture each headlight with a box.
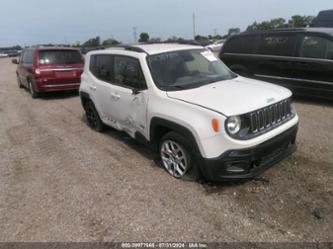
[227,116,241,135]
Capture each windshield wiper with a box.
[198,76,230,86]
[160,85,188,90]
[170,85,187,89]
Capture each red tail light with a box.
[32,67,41,77]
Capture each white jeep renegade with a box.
[79,44,299,181]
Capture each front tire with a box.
[84,101,105,132]
[159,132,201,181]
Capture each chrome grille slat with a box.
[249,99,293,134]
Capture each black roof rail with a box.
[267,28,306,32]
[240,28,307,35]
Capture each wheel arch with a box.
[149,117,202,157]
[79,91,92,108]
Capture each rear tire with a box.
[159,132,201,181]
[28,81,39,98]
[17,74,23,88]
[84,101,105,132]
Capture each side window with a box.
[223,38,241,53]
[223,36,256,54]
[113,56,146,89]
[300,36,333,60]
[239,35,256,54]
[24,50,34,64]
[20,51,25,63]
[258,34,296,56]
[89,55,112,82]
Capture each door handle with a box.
[110,93,121,100]
[89,86,97,91]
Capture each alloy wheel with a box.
[160,140,188,178]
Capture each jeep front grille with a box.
[250,99,292,133]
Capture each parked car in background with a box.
[0,51,8,58]
[220,28,333,100]
[312,9,333,28]
[206,39,225,53]
[196,39,213,47]
[12,47,84,98]
[6,50,20,57]
[80,44,298,181]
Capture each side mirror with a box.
[12,59,19,64]
[132,88,142,95]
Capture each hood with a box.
[167,76,292,116]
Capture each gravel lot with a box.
[0,57,332,242]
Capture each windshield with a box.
[148,49,236,90]
[39,50,82,65]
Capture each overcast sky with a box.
[0,0,332,46]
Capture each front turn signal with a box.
[212,119,219,133]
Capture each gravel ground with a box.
[0,57,332,242]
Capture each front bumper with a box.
[199,124,298,181]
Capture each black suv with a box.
[219,28,333,100]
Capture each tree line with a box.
[246,15,315,32]
[78,14,315,47]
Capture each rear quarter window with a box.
[89,54,113,82]
[39,50,82,65]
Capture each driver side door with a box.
[108,55,149,137]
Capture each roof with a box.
[106,43,203,55]
[38,47,80,51]
[27,46,80,51]
[239,27,333,36]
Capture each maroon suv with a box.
[12,47,84,98]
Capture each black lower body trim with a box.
[199,124,298,181]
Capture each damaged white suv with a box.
[79,44,298,181]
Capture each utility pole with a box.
[133,27,137,43]
[192,13,196,39]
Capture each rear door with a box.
[18,49,34,87]
[88,54,115,122]
[290,33,333,99]
[17,50,26,85]
[252,32,299,89]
